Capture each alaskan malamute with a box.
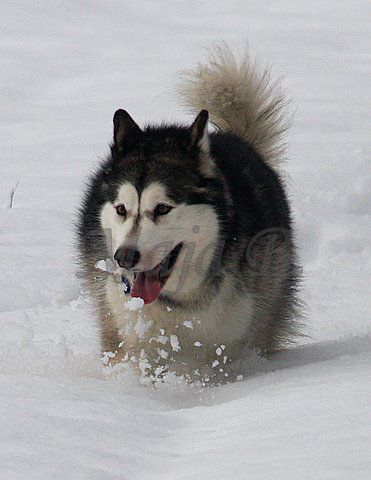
[76,45,301,383]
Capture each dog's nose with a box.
[114,247,141,269]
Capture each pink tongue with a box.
[131,271,162,304]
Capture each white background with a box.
[0,1,370,479]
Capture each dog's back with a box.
[179,44,301,353]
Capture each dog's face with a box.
[99,110,227,304]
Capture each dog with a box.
[76,45,301,383]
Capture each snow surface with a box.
[1,1,370,479]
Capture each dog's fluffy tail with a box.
[178,44,289,169]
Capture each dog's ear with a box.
[189,110,209,153]
[113,109,142,152]
[189,110,215,176]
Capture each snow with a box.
[133,312,152,341]
[125,297,145,312]
[170,334,181,352]
[0,1,370,479]
[183,320,193,329]
[94,258,117,274]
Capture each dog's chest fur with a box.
[105,274,254,373]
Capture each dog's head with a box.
[99,109,228,304]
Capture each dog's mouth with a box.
[129,243,183,305]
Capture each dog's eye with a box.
[115,204,127,217]
[154,203,173,217]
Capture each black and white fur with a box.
[76,45,301,383]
